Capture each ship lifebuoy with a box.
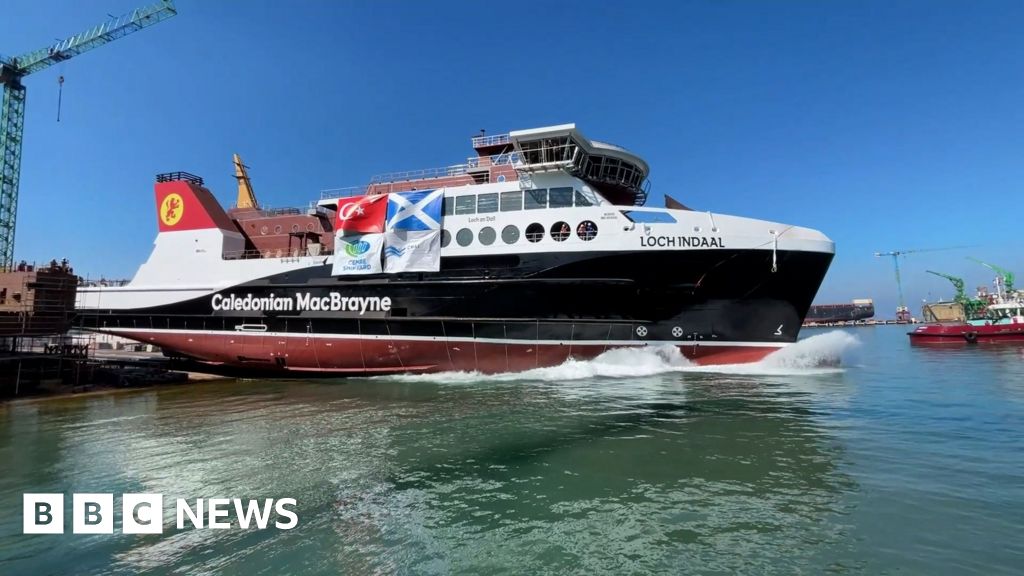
[964,331,978,344]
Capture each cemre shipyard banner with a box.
[332,194,387,276]
[383,189,443,273]
[330,190,444,275]
[333,233,384,275]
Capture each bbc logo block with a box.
[23,493,64,534]
[23,493,297,534]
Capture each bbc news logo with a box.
[23,494,298,534]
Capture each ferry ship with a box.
[76,124,835,375]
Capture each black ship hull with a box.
[77,248,833,374]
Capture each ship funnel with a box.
[153,172,235,233]
[134,172,245,286]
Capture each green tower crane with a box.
[0,1,177,270]
[967,257,1015,295]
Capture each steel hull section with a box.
[104,328,783,375]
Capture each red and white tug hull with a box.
[112,329,783,375]
[909,322,1024,345]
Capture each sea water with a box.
[0,325,1022,574]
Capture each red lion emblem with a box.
[164,196,181,221]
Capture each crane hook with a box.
[57,75,65,122]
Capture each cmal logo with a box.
[344,240,371,257]
[384,246,406,258]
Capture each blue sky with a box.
[5,0,1022,317]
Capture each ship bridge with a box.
[502,124,650,206]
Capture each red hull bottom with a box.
[909,323,1024,345]
[108,329,783,376]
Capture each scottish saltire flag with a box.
[332,231,383,275]
[384,190,444,273]
[383,229,441,273]
[386,189,443,231]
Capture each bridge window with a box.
[443,197,455,216]
[454,195,476,215]
[479,226,496,245]
[550,221,570,242]
[525,223,544,243]
[574,190,593,207]
[549,187,573,208]
[621,210,677,223]
[477,193,499,213]
[525,189,547,210]
[502,225,520,244]
[500,191,522,211]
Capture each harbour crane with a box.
[874,246,969,321]
[926,270,966,302]
[967,257,1016,298]
[0,1,177,270]
[925,269,986,319]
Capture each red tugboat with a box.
[910,265,1024,345]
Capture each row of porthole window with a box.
[441,220,598,248]
[254,222,318,235]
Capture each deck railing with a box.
[471,133,511,148]
[222,248,334,261]
[319,152,523,200]
[319,185,371,200]
[369,164,470,184]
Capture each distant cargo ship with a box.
[804,299,874,324]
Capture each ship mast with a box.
[233,153,259,209]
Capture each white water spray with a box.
[383,331,860,383]
[685,330,861,376]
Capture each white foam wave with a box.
[378,331,860,384]
[386,345,691,384]
[684,330,860,375]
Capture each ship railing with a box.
[319,185,371,200]
[369,163,472,184]
[471,133,511,148]
[79,278,131,287]
[222,248,335,261]
[465,152,521,169]
[257,207,302,217]
[319,153,522,200]
[156,171,204,185]
[229,203,317,217]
